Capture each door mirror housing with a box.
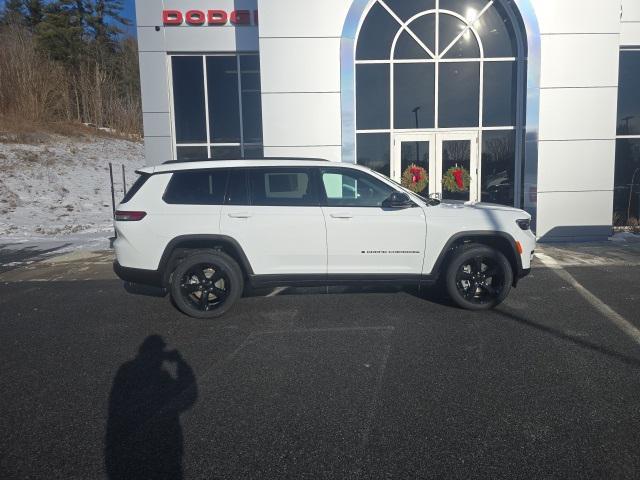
[382,191,414,209]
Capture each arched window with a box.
[354,0,526,206]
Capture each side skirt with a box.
[248,274,437,289]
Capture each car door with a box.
[219,167,327,275]
[320,167,427,275]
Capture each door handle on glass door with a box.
[330,212,353,219]
[228,212,252,219]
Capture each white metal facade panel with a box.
[138,52,170,113]
[261,93,342,147]
[537,140,617,192]
[540,34,620,88]
[530,0,621,34]
[263,146,342,162]
[259,38,341,93]
[142,112,172,138]
[621,22,640,45]
[622,0,640,21]
[163,27,259,52]
[257,0,352,38]
[535,190,614,240]
[144,137,173,165]
[538,87,618,141]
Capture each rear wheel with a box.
[170,251,243,319]
[444,244,513,310]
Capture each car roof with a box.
[139,158,370,174]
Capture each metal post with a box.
[109,162,116,217]
[122,164,127,195]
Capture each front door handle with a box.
[228,212,252,219]
[330,213,353,219]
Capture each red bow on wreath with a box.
[452,168,464,189]
[410,167,422,184]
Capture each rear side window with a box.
[121,173,150,204]
[248,168,318,206]
[163,170,228,205]
[225,169,249,205]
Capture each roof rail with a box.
[162,157,330,165]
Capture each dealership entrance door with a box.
[392,132,479,202]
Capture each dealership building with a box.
[134,0,640,241]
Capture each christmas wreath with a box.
[442,166,470,192]
[401,164,428,193]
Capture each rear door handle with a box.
[330,213,353,219]
[228,212,252,219]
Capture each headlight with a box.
[516,219,531,231]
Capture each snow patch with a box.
[0,134,144,249]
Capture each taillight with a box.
[114,210,147,221]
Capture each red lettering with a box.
[162,10,182,25]
[230,9,251,25]
[185,10,206,25]
[207,10,228,25]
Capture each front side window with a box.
[171,54,263,161]
[163,170,228,205]
[321,168,395,207]
[248,168,318,206]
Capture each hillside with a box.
[0,132,144,248]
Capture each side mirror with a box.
[382,191,414,209]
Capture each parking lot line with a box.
[536,252,640,347]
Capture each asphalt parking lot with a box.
[1,242,640,479]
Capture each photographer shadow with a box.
[105,336,198,480]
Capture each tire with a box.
[444,243,513,310]
[170,250,243,319]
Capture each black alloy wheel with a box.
[455,256,505,305]
[180,263,230,312]
[444,244,513,310]
[170,251,243,318]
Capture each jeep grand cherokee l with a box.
[113,159,535,318]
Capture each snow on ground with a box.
[0,134,144,251]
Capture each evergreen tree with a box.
[36,1,85,66]
[1,0,26,25]
[24,0,45,29]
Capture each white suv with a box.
[113,159,536,318]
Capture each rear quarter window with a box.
[121,173,151,204]
[163,170,228,205]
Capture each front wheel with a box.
[444,244,513,310]
[170,250,243,319]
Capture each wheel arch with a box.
[432,231,523,286]
[158,235,254,286]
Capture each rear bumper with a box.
[113,261,163,287]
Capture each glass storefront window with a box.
[171,57,207,144]
[172,54,263,161]
[617,51,640,136]
[614,50,640,226]
[394,63,435,129]
[439,62,480,128]
[481,130,516,206]
[207,56,241,143]
[355,0,524,206]
[613,139,640,226]
[357,133,391,176]
[356,64,390,130]
[484,62,517,127]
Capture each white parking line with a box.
[266,286,289,297]
[536,252,640,346]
